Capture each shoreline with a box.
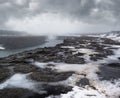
[0,35,120,98]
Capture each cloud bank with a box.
[0,0,120,35]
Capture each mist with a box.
[1,0,120,35]
[6,13,120,36]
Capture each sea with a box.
[0,36,63,58]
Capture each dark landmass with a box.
[0,35,120,98]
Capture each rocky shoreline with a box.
[0,36,120,98]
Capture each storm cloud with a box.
[0,0,120,34]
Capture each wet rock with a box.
[0,67,10,82]
[64,56,85,64]
[102,38,120,45]
[74,52,85,56]
[89,49,113,61]
[118,57,120,60]
[76,78,90,86]
[30,69,74,82]
[0,88,40,98]
[107,63,120,68]
[41,84,72,96]
[23,58,34,63]
[0,85,72,98]
[14,64,38,73]
[0,36,117,64]
[0,35,119,97]
[96,65,120,80]
[40,56,61,62]
[30,84,72,98]
[89,54,107,61]
[46,64,55,67]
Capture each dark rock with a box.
[0,84,72,98]
[74,52,85,56]
[118,57,120,60]
[76,78,90,86]
[35,49,51,54]
[23,58,34,63]
[46,64,55,67]
[0,36,117,64]
[96,65,120,80]
[0,67,10,82]
[90,54,107,61]
[0,88,40,98]
[107,63,120,68]
[64,56,85,64]
[30,70,74,82]
[102,38,120,45]
[0,35,119,97]
[41,84,72,96]
[14,64,38,73]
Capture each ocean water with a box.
[0,36,63,58]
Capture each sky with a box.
[0,0,120,35]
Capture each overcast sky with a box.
[0,0,120,35]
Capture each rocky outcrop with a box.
[0,36,120,97]
[97,63,120,80]
[0,67,10,82]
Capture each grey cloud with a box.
[0,0,120,29]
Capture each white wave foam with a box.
[0,35,120,97]
[50,45,120,98]
[71,48,98,55]
[90,32,120,42]
[31,43,120,98]
[0,46,5,50]
[50,61,120,98]
[0,73,35,90]
[61,86,106,98]
[31,62,48,68]
[61,46,75,49]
